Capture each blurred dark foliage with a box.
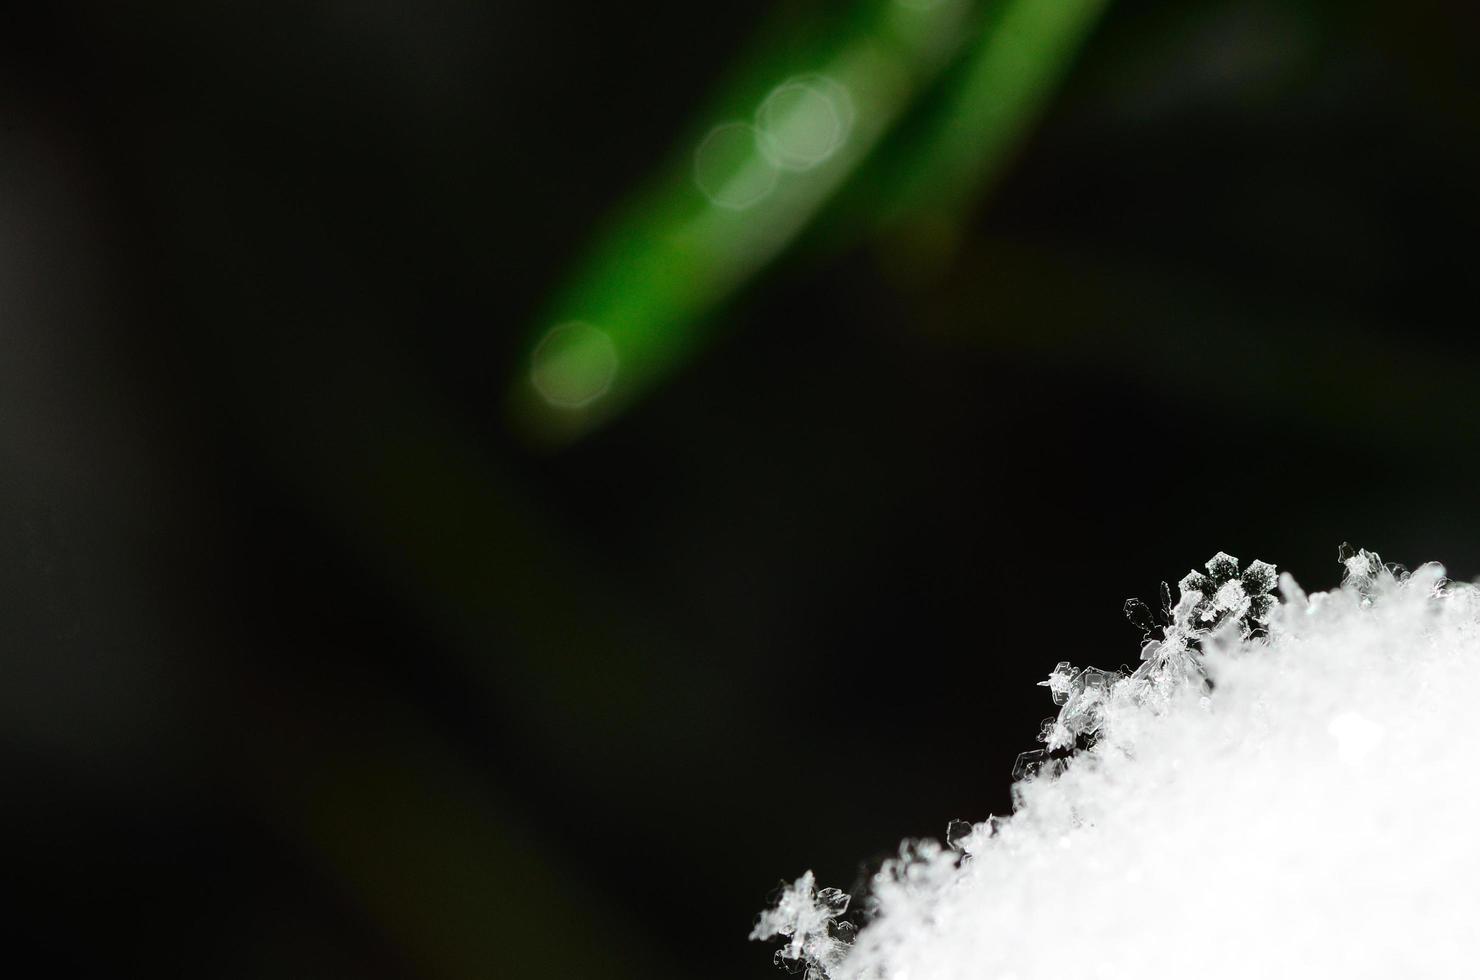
[3,0,1480,976]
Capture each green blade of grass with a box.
[509,0,1110,444]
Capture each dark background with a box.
[3,0,1478,976]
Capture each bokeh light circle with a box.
[693,122,779,210]
[530,321,619,409]
[755,76,851,171]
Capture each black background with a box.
[2,1,1478,976]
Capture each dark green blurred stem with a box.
[883,0,1110,232]
[929,238,1480,455]
[250,688,669,980]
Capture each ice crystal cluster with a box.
[752,548,1480,978]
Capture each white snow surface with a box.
[754,552,1480,979]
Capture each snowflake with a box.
[1015,553,1278,785]
[1175,552,1277,637]
[750,871,854,978]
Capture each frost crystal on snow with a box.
[1013,553,1279,782]
[1169,551,1277,637]
[1037,661,1076,706]
[753,546,1480,979]
[1337,541,1408,603]
[750,871,854,978]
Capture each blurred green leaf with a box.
[508,0,1110,444]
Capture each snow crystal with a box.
[753,548,1480,978]
[750,870,854,978]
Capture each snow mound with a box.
[753,548,1480,979]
